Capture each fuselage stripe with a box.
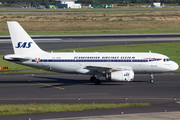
[31,58,162,62]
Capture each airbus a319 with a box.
[3,22,179,85]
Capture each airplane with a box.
[3,21,179,85]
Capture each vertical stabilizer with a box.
[7,21,45,54]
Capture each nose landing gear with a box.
[149,73,154,83]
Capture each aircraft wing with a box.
[86,65,133,73]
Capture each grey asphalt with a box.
[42,111,180,120]
[1,34,180,55]
[0,73,180,120]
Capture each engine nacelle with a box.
[105,71,134,81]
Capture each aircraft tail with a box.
[7,21,45,54]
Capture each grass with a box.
[1,42,180,73]
[1,29,180,36]
[0,11,180,35]
[25,29,180,35]
[0,103,150,116]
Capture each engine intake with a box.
[106,71,134,81]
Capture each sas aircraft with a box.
[3,22,179,85]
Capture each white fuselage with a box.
[13,52,178,75]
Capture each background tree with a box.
[42,0,48,5]
[30,0,34,6]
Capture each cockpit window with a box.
[163,58,171,62]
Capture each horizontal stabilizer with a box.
[3,54,31,61]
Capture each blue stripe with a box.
[32,59,161,62]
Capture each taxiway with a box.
[0,73,180,120]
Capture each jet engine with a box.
[105,71,134,81]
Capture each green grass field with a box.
[1,11,180,36]
[0,103,150,116]
[1,42,180,73]
[1,29,180,36]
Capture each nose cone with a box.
[172,62,179,71]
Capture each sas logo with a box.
[15,42,32,48]
[124,73,130,76]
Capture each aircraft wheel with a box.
[149,73,154,84]
[94,79,101,85]
[90,76,96,83]
[150,79,154,84]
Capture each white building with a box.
[151,2,161,7]
[56,0,81,8]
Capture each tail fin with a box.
[7,21,45,54]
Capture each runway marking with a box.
[28,80,65,90]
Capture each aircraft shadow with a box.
[0,75,148,89]
[31,76,126,87]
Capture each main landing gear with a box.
[149,73,154,83]
[90,76,101,85]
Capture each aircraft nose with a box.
[172,62,179,71]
